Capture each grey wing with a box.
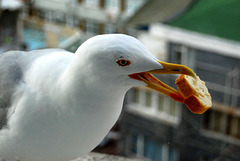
[0,50,24,129]
[0,48,67,129]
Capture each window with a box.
[158,95,164,112]
[55,12,66,24]
[196,60,240,107]
[66,15,76,27]
[145,90,152,107]
[169,146,178,161]
[144,137,160,160]
[44,10,54,22]
[23,28,46,50]
[131,87,152,108]
[104,23,117,34]
[130,133,138,154]
[129,132,178,161]
[127,87,181,124]
[125,0,145,14]
[85,19,99,34]
[169,100,177,116]
[191,48,240,107]
[85,0,99,6]
[170,42,240,112]
[224,68,240,107]
[169,43,196,70]
[105,0,119,11]
[132,88,140,103]
[204,108,240,139]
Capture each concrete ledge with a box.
[73,152,148,161]
[0,153,148,161]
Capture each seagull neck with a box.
[61,60,128,103]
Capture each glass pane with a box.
[145,90,152,107]
[106,0,119,10]
[130,133,138,154]
[144,137,155,160]
[213,111,222,132]
[169,146,175,161]
[155,142,163,161]
[169,100,177,116]
[86,0,99,5]
[226,114,232,135]
[104,24,117,34]
[126,0,145,14]
[158,95,164,111]
[237,118,240,138]
[229,116,238,137]
[85,20,98,34]
[132,88,139,103]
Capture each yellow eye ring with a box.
[116,59,131,67]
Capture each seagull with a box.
[0,34,194,161]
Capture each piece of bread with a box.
[175,74,212,114]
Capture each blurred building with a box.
[120,0,240,161]
[20,0,147,51]
[0,0,23,52]
[20,0,192,52]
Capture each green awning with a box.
[167,0,240,42]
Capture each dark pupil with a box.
[120,60,127,65]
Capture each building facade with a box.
[120,24,240,161]
[20,0,147,51]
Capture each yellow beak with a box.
[129,60,196,102]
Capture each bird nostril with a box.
[171,69,180,72]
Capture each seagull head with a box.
[75,34,195,101]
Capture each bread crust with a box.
[184,95,210,114]
[176,74,194,97]
[176,74,212,114]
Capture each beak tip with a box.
[190,72,197,79]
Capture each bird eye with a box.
[116,59,131,67]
